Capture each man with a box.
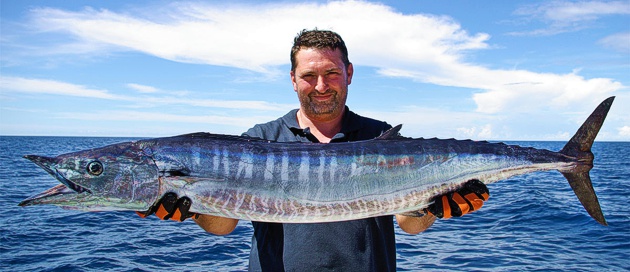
[141,29,489,271]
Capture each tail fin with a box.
[560,96,615,226]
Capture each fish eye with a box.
[86,161,103,176]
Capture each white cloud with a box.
[54,110,273,127]
[126,83,191,97]
[619,126,630,137]
[0,76,293,111]
[381,64,621,114]
[360,106,506,139]
[541,131,572,141]
[457,124,493,139]
[0,76,124,100]
[127,83,159,93]
[470,70,622,113]
[512,0,630,35]
[29,4,295,74]
[141,96,294,111]
[599,32,630,53]
[529,0,629,21]
[25,1,490,75]
[12,1,625,122]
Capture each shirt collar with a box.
[282,106,363,136]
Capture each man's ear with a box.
[290,70,298,92]
[346,63,354,85]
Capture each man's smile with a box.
[310,91,336,102]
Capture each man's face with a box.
[291,48,353,122]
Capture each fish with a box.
[19,97,615,226]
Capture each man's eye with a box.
[327,72,341,78]
[327,70,341,76]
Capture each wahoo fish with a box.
[19,97,615,226]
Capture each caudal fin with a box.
[560,96,614,226]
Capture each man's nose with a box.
[315,75,329,93]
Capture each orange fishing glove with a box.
[424,179,490,219]
[136,192,199,222]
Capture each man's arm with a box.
[396,179,490,235]
[396,214,436,235]
[136,193,238,235]
[194,215,239,236]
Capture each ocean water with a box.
[1,136,629,271]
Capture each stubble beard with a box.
[299,90,347,121]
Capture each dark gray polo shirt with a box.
[244,107,397,272]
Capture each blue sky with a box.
[1,0,629,140]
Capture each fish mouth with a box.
[18,184,78,206]
[19,155,91,207]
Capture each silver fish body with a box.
[147,134,574,223]
[20,97,615,225]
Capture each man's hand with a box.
[136,192,199,222]
[424,179,489,219]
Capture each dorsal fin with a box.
[375,124,403,140]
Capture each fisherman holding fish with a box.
[20,26,610,270]
[142,29,490,271]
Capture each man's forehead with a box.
[294,48,345,68]
[296,47,343,58]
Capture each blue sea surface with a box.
[1,136,629,271]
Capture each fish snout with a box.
[24,155,57,175]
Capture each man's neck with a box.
[296,108,345,143]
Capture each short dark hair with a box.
[290,29,350,72]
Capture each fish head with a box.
[19,142,160,212]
